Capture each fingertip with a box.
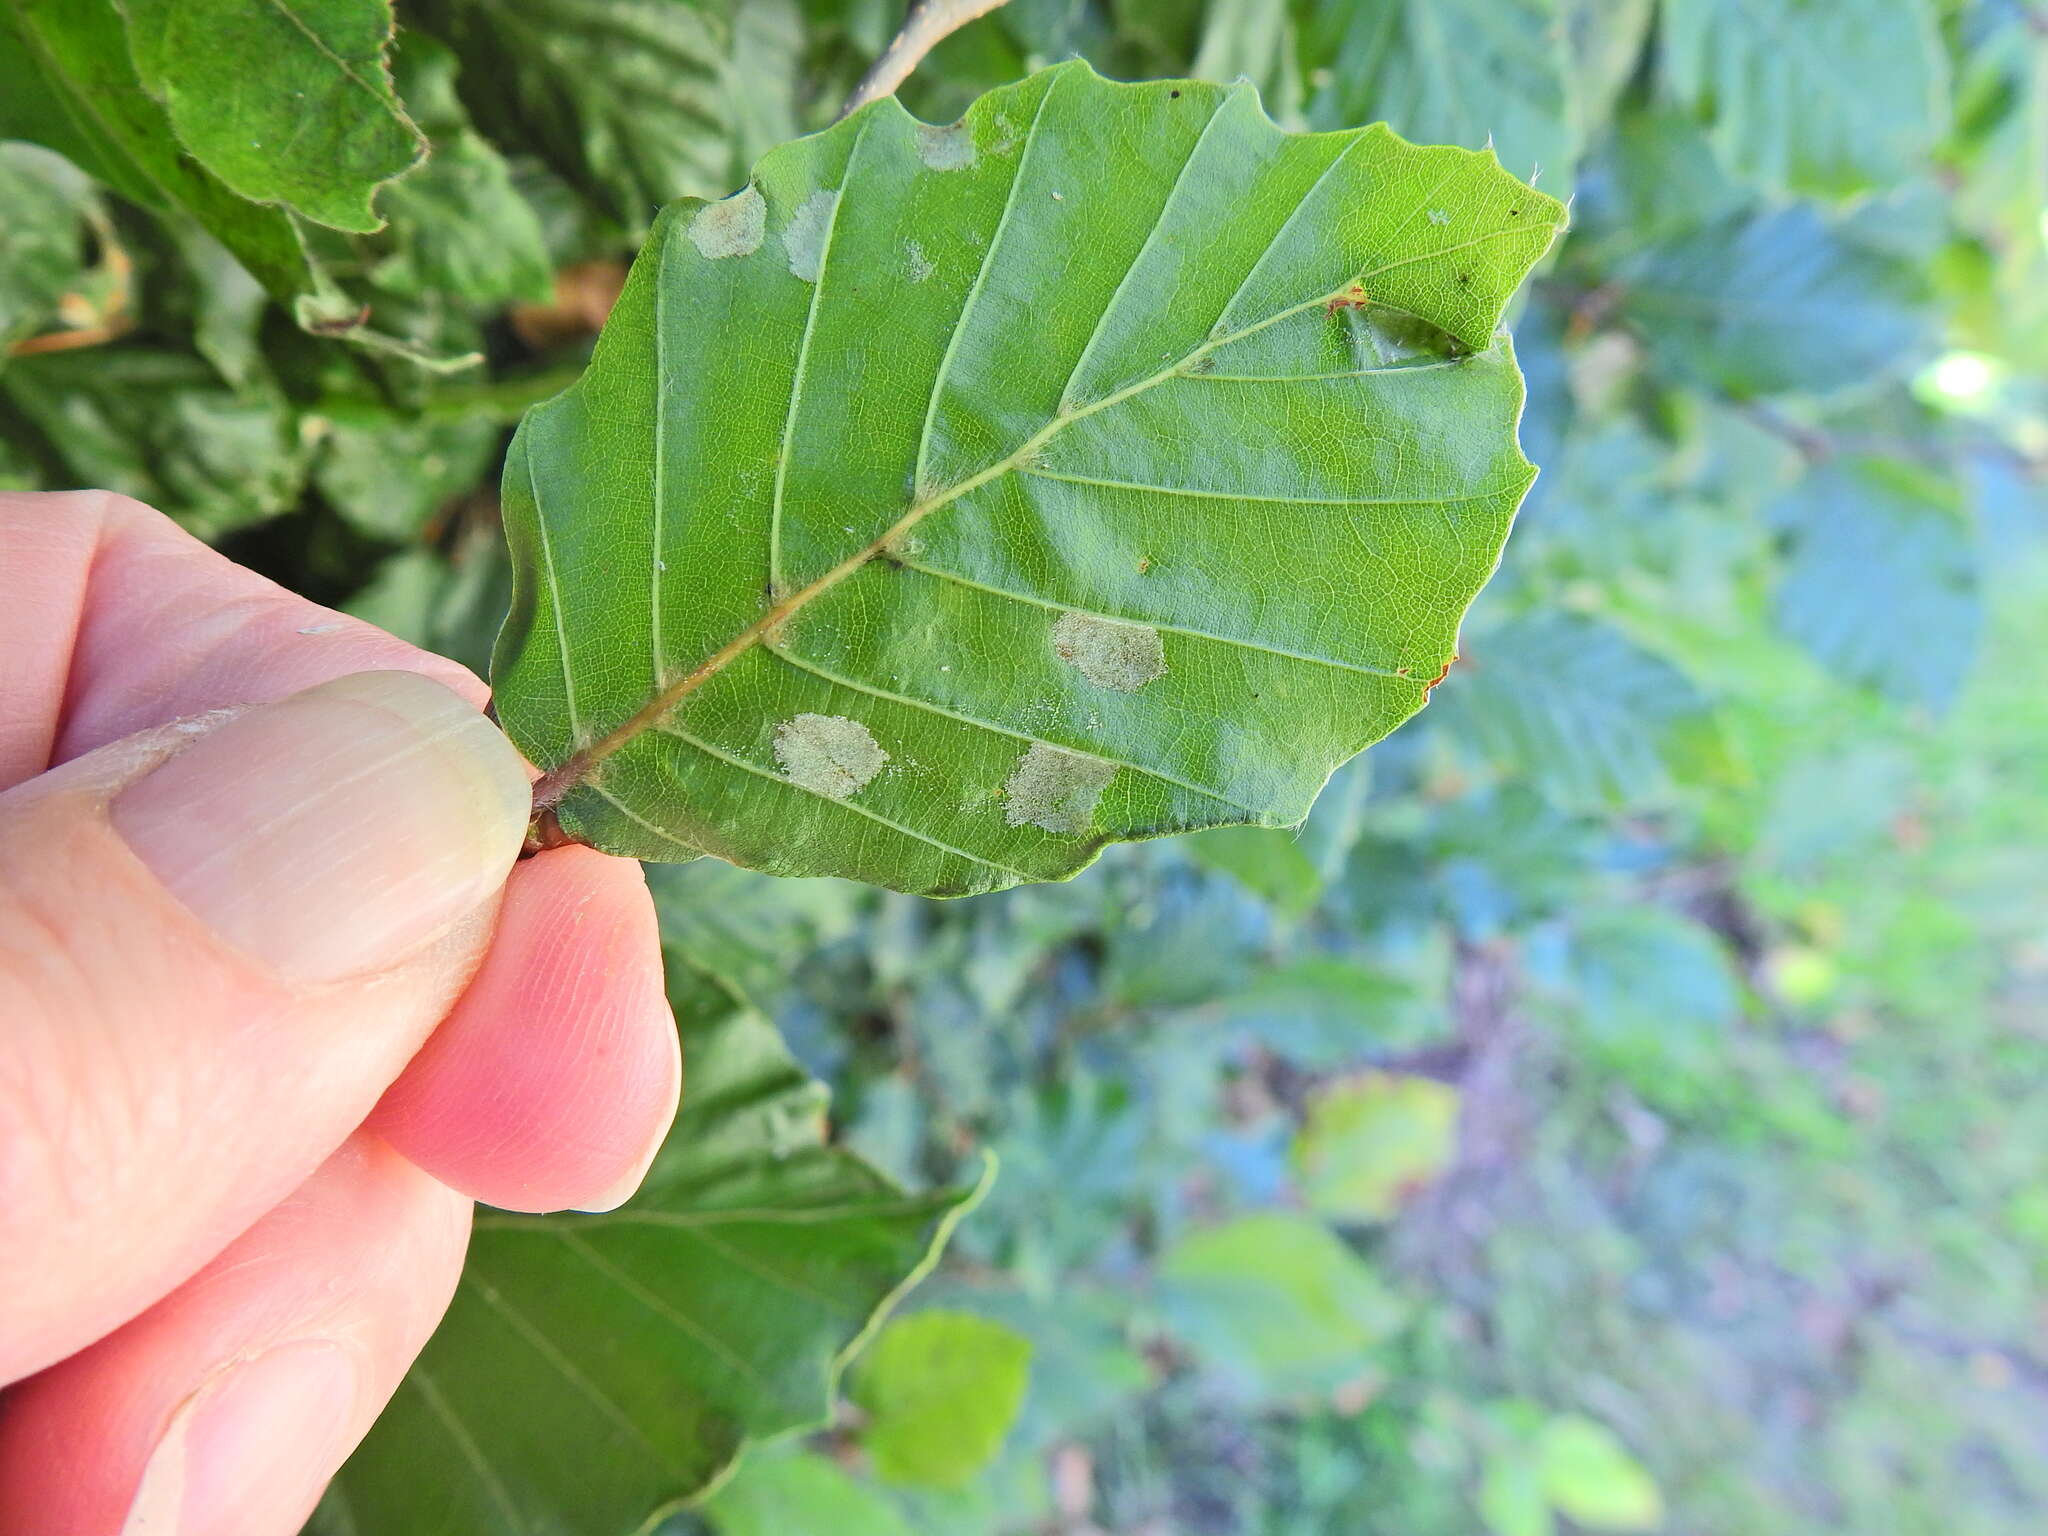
[372,846,679,1213]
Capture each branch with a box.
[839,0,1013,119]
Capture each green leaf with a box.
[1191,0,1305,125]
[1616,206,1933,399]
[1479,1446,1556,1536]
[1199,957,1425,1065]
[1774,456,1979,711]
[1561,907,1743,1116]
[309,405,501,542]
[0,348,306,539]
[1156,1212,1405,1399]
[408,0,737,227]
[119,0,424,232]
[321,968,990,1535]
[704,1450,916,1536]
[1436,613,1719,810]
[1291,1070,1459,1221]
[344,519,513,677]
[166,223,271,389]
[1184,824,1324,916]
[721,0,803,184]
[1562,0,1653,137]
[0,0,330,309]
[371,36,553,306]
[495,62,1563,895]
[850,1310,1033,1488]
[1303,0,1580,187]
[1659,0,1949,201]
[1534,1415,1663,1531]
[647,857,866,1005]
[0,140,96,350]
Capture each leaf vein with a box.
[772,117,871,593]
[556,1231,771,1390]
[482,1196,963,1231]
[1017,467,1524,508]
[890,557,1428,685]
[524,442,583,740]
[675,1223,854,1314]
[1193,357,1472,382]
[409,1364,525,1532]
[1057,85,1234,412]
[462,1275,686,1474]
[587,783,701,855]
[911,68,1068,497]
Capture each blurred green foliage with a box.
[6,0,2048,1531]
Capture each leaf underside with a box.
[495,61,1564,897]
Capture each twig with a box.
[839,0,1013,118]
[6,317,133,357]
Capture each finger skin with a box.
[0,490,482,792]
[372,845,680,1213]
[0,725,502,1383]
[0,1134,469,1536]
[0,490,669,1374]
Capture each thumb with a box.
[0,670,528,1383]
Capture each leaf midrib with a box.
[530,123,1535,812]
[533,280,1355,806]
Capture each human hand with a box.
[0,492,680,1534]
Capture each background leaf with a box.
[703,1450,918,1536]
[319,966,989,1533]
[370,37,553,305]
[0,0,334,311]
[1615,206,1934,399]
[1773,456,1981,711]
[408,0,740,228]
[496,62,1564,893]
[1435,612,1719,810]
[1183,824,1325,916]
[1291,1071,1459,1221]
[1535,1415,1663,1531]
[120,0,424,233]
[1658,0,1949,200]
[0,140,96,351]
[1157,1213,1406,1399]
[849,1309,1033,1488]
[0,348,305,538]
[1303,0,1580,186]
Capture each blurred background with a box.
[7,1,2048,1532]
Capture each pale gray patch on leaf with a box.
[688,185,766,259]
[782,189,838,282]
[915,121,977,172]
[1002,743,1116,834]
[905,239,934,283]
[1052,611,1168,692]
[774,713,887,799]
